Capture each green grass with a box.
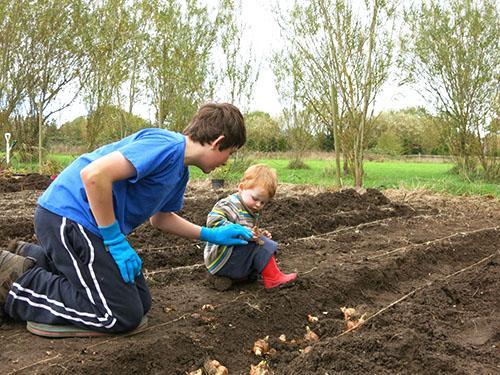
[49,153,78,164]
[191,159,499,197]
[0,153,77,173]
[2,152,498,197]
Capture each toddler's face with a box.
[239,186,270,212]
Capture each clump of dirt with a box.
[0,173,52,193]
[0,216,35,247]
[1,181,499,375]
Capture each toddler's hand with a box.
[260,229,272,239]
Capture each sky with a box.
[55,0,426,126]
[240,0,426,115]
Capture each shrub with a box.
[287,158,310,170]
[40,159,64,176]
[210,152,255,181]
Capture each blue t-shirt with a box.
[38,128,189,237]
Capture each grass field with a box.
[2,152,498,197]
[1,153,77,172]
[190,158,499,197]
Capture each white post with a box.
[4,132,11,165]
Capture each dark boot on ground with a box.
[261,255,297,289]
[0,250,36,319]
[6,240,29,256]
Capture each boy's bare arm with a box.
[150,212,203,239]
[80,151,136,227]
[151,208,252,246]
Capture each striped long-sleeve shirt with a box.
[204,193,260,274]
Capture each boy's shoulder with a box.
[133,128,183,141]
[121,129,186,157]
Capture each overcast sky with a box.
[239,0,426,115]
[55,0,425,125]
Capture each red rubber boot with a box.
[261,256,297,289]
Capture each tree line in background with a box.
[0,0,257,158]
[271,0,498,185]
[0,0,498,185]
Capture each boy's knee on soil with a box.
[141,293,152,315]
[110,300,145,333]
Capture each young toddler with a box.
[204,164,297,289]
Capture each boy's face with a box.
[202,146,236,174]
[238,185,271,212]
[195,135,237,173]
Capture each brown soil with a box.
[0,172,52,193]
[1,175,499,375]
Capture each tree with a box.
[274,2,342,185]
[115,1,148,139]
[216,0,260,112]
[274,0,395,187]
[372,108,445,155]
[93,105,149,144]
[79,0,132,150]
[376,127,403,155]
[245,111,286,151]
[273,48,317,166]
[403,0,499,180]
[143,0,218,131]
[0,0,32,133]
[23,0,82,167]
[57,116,86,148]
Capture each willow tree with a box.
[272,51,316,168]
[114,1,148,139]
[217,0,260,112]
[23,0,82,167]
[403,0,499,180]
[275,0,395,187]
[143,0,218,131]
[79,0,132,150]
[0,0,32,133]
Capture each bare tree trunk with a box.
[157,90,163,128]
[343,155,349,176]
[354,0,379,188]
[0,112,9,133]
[329,84,342,186]
[116,87,126,139]
[38,101,43,170]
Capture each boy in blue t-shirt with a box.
[0,103,252,333]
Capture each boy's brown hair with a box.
[183,103,246,150]
[240,164,278,198]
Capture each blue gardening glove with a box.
[99,221,142,284]
[200,223,253,246]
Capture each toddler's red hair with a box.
[240,164,278,198]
